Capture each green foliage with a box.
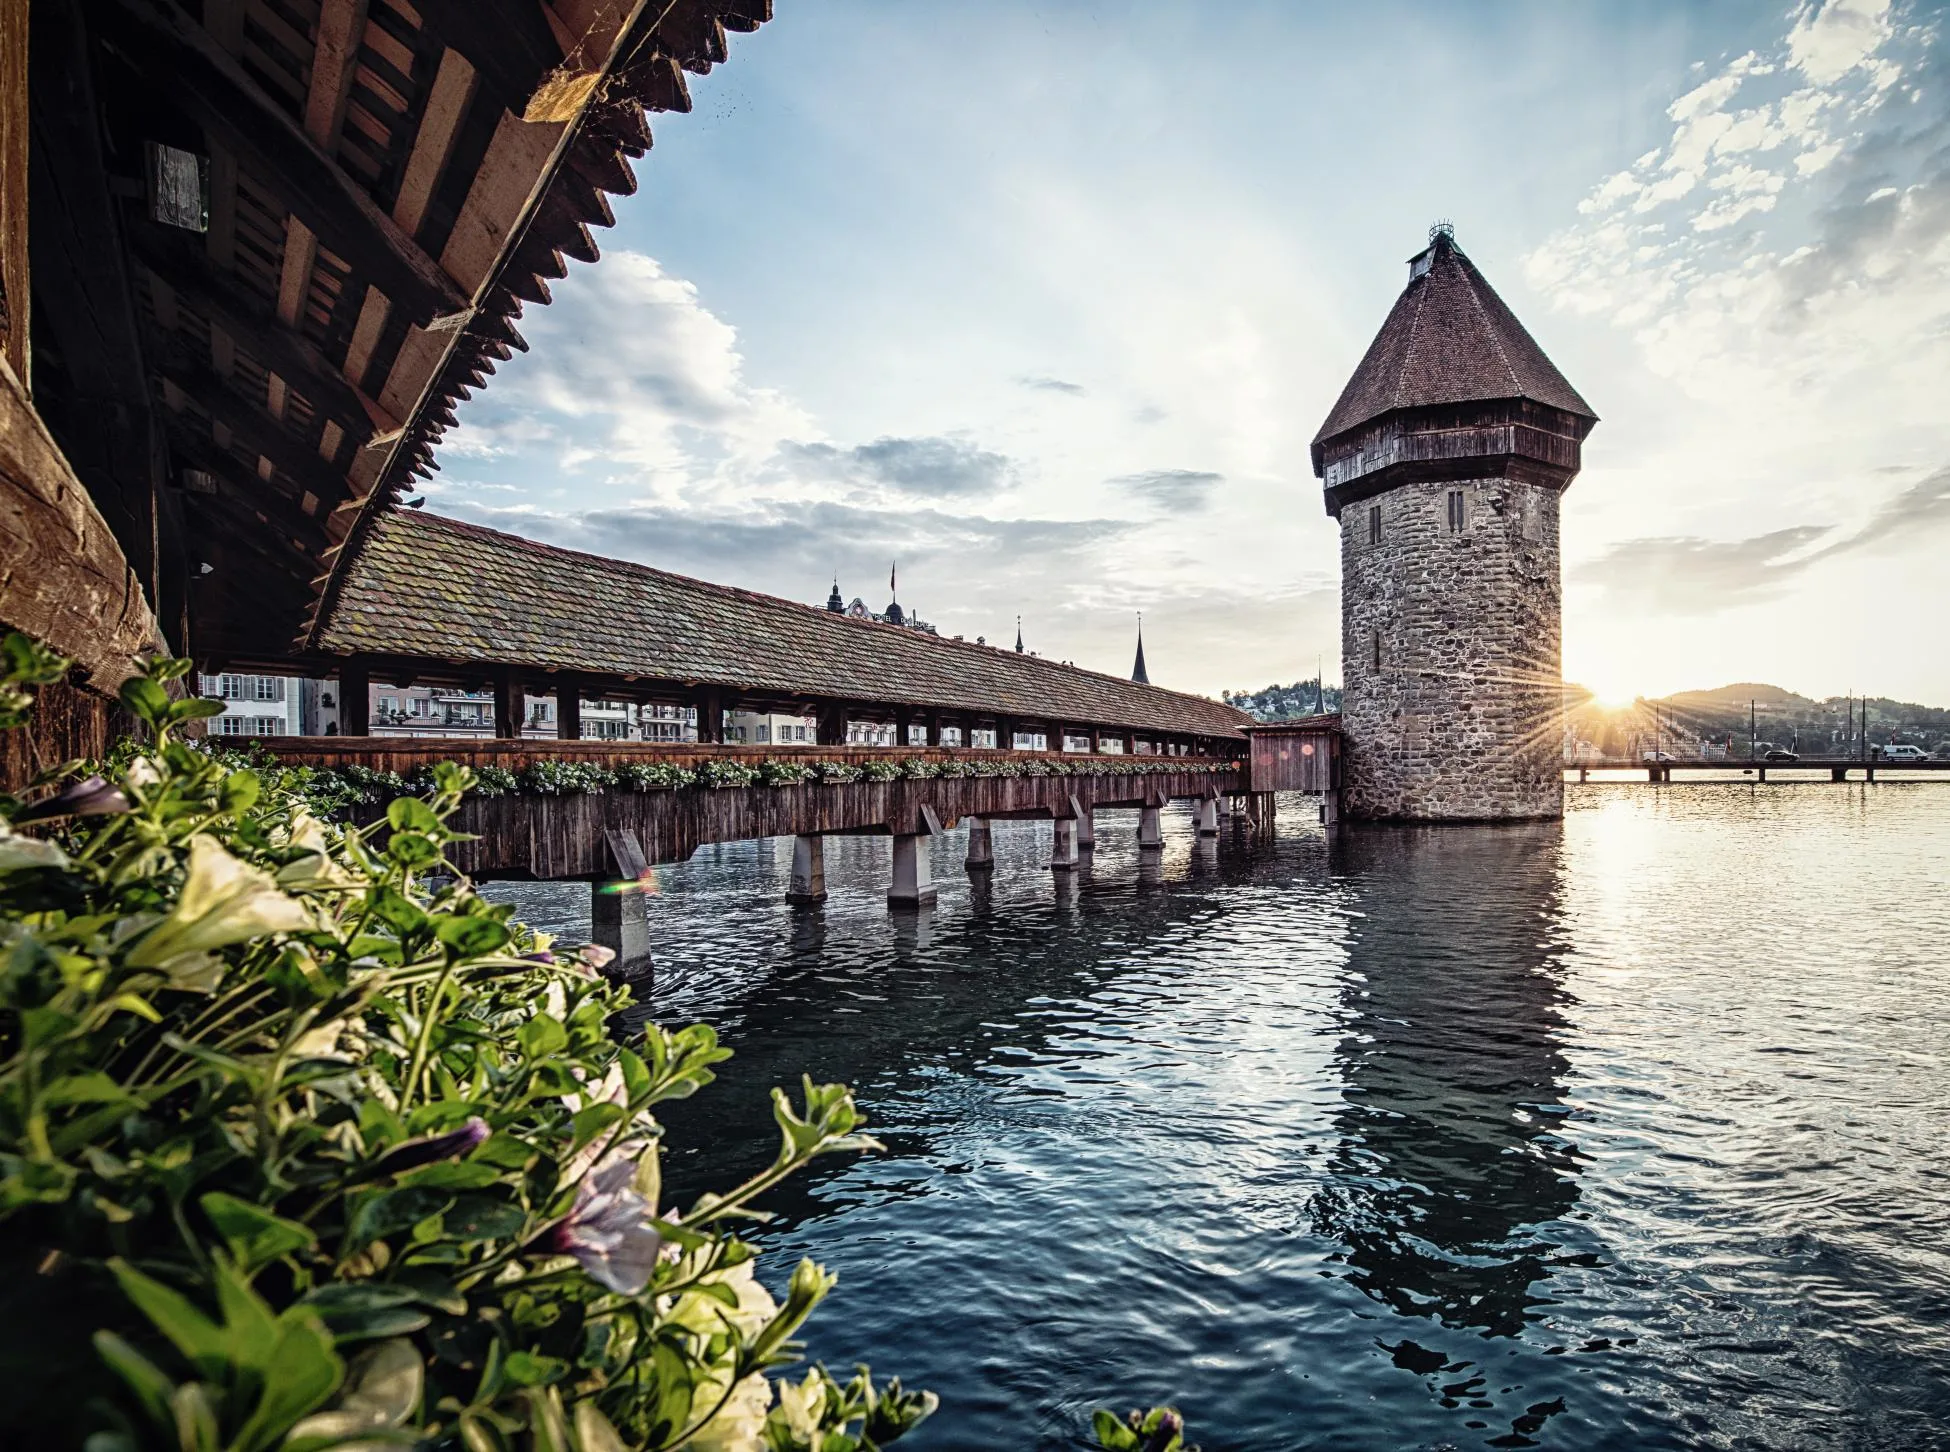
[1093,1406,1196,1451]
[756,761,814,788]
[0,641,935,1451]
[858,760,901,784]
[815,762,863,785]
[523,760,619,796]
[616,762,697,792]
[895,759,937,781]
[696,760,759,789]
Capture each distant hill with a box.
[1564,681,1950,754]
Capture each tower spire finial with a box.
[1131,611,1150,686]
[1015,615,1024,653]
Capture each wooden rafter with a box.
[99,0,468,324]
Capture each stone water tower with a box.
[1312,225,1597,820]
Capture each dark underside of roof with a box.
[1312,234,1596,455]
[319,510,1254,739]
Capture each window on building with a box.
[940,727,962,747]
[1368,504,1382,546]
[218,716,283,736]
[1522,494,1542,541]
[379,696,398,716]
[1447,489,1465,534]
[248,676,284,702]
[756,724,771,743]
[1063,734,1091,753]
[1100,737,1125,755]
[409,697,428,716]
[908,724,928,746]
[1372,631,1382,672]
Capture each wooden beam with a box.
[156,354,348,514]
[0,0,28,385]
[412,0,562,118]
[340,659,370,734]
[557,673,581,739]
[100,0,468,323]
[493,665,522,739]
[0,357,161,689]
[133,235,390,441]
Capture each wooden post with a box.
[693,685,723,745]
[894,705,914,749]
[556,674,581,740]
[0,0,28,386]
[493,667,521,739]
[816,702,846,746]
[339,661,371,735]
[964,816,993,869]
[1194,798,1219,836]
[787,835,826,905]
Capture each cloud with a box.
[1577,465,1950,615]
[1109,468,1224,511]
[1787,0,1894,85]
[1017,375,1087,396]
[777,435,1016,498]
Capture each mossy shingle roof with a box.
[320,510,1252,740]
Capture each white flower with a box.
[275,810,358,891]
[0,823,69,873]
[551,1154,666,1295]
[678,1371,772,1452]
[774,1370,828,1442]
[127,836,315,980]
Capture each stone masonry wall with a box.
[1338,474,1564,820]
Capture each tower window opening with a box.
[1372,630,1382,672]
[1447,489,1465,534]
[1368,504,1382,546]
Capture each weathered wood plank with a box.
[0,357,162,690]
[0,0,29,385]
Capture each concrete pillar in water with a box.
[965,816,994,870]
[1321,788,1341,831]
[592,830,653,982]
[1051,816,1080,871]
[889,833,937,905]
[787,834,826,905]
[591,879,652,982]
[1070,793,1095,852]
[1138,804,1164,849]
[1194,797,1219,836]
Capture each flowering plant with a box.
[756,761,815,788]
[896,758,938,781]
[859,760,901,784]
[617,761,697,791]
[815,762,863,785]
[696,759,759,789]
[0,646,934,1451]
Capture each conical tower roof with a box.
[1312,229,1594,463]
[1131,621,1150,685]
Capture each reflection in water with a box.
[483,791,1950,1451]
[1313,825,1583,1342]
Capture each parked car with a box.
[1763,748,1799,763]
[1875,744,1928,762]
[1642,750,1675,762]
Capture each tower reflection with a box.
[1311,823,1582,1341]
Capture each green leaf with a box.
[440,1193,527,1242]
[366,887,427,936]
[93,1330,177,1428]
[200,1192,317,1276]
[386,797,441,834]
[434,914,510,957]
[348,1187,452,1249]
[300,1284,432,1344]
[172,697,229,722]
[503,1350,567,1387]
[42,1070,137,1107]
[109,1258,229,1381]
[117,676,171,728]
[387,832,441,869]
[232,1306,343,1452]
[1092,1410,1140,1451]
[517,1014,567,1058]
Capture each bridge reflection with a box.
[1310,823,1586,1342]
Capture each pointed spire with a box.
[884,562,904,625]
[1131,612,1150,685]
[825,577,844,613]
[1014,615,1024,653]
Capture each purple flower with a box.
[15,775,130,823]
[551,1155,664,1295]
[374,1116,490,1175]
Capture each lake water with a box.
[482,783,1950,1450]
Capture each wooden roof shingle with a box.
[1313,231,1595,454]
[320,510,1255,741]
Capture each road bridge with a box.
[1568,758,1950,783]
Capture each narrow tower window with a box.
[1368,504,1382,546]
[1371,630,1382,672]
[1447,489,1465,534]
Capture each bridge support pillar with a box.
[964,816,993,870]
[787,834,826,905]
[1321,789,1341,831]
[1194,797,1219,836]
[591,880,652,984]
[1831,766,1848,782]
[1253,791,1277,839]
[1050,817,1080,871]
[1070,794,1095,852]
[1867,764,1877,783]
[1757,766,1767,783]
[1137,804,1164,851]
[889,833,936,906]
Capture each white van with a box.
[1876,744,1928,762]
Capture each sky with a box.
[429,0,1950,706]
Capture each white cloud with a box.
[1786,0,1894,84]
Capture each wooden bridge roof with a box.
[1312,230,1595,462]
[24,0,771,668]
[318,510,1256,740]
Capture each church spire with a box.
[1014,615,1024,653]
[1131,613,1150,685]
[825,577,844,613]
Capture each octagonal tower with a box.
[1313,226,1597,821]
